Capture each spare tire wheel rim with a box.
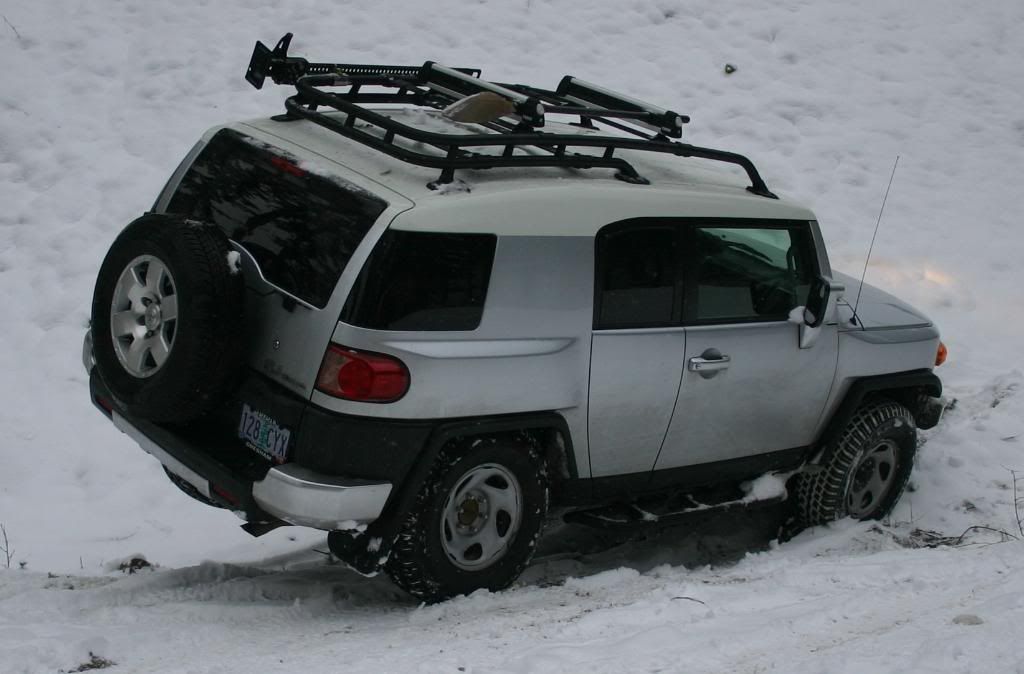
[846,439,899,518]
[441,463,523,571]
[110,254,179,378]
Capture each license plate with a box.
[238,403,291,464]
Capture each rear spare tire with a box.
[91,213,244,423]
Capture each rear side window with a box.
[594,225,679,329]
[167,129,387,308]
[342,230,496,331]
[690,224,816,323]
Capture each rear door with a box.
[587,221,685,478]
[162,127,408,398]
[653,220,838,471]
[154,127,409,467]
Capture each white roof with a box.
[234,109,816,237]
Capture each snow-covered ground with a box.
[1,1,1023,672]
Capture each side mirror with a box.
[803,277,830,329]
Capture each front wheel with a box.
[385,439,549,603]
[796,398,916,526]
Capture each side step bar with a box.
[563,493,787,530]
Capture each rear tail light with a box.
[315,344,410,402]
[94,395,114,417]
[935,341,948,367]
[211,484,240,506]
[270,155,306,177]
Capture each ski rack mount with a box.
[245,33,777,198]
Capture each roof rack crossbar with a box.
[248,34,777,198]
[556,76,690,138]
[496,82,688,140]
[588,115,656,140]
[422,63,546,128]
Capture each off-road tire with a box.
[385,439,549,603]
[91,213,244,423]
[796,398,916,526]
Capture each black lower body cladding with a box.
[293,407,433,484]
[91,364,433,487]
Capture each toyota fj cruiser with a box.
[84,34,946,602]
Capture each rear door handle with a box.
[688,355,731,372]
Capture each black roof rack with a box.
[245,33,777,198]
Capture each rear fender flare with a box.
[328,411,575,573]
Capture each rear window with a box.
[167,129,387,308]
[342,230,496,331]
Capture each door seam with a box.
[649,329,687,476]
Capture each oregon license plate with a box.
[238,403,291,464]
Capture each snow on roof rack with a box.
[245,33,778,198]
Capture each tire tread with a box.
[385,440,549,602]
[797,398,915,526]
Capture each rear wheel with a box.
[797,398,916,525]
[91,214,244,423]
[385,439,549,603]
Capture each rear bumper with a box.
[251,463,392,529]
[93,374,392,530]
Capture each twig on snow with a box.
[671,596,707,606]
[0,524,13,569]
[1011,469,1024,538]
[952,525,1019,547]
[2,15,21,40]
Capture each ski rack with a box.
[246,34,777,198]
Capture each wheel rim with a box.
[440,463,523,571]
[846,439,899,518]
[110,254,178,378]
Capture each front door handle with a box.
[688,354,731,373]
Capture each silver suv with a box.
[84,35,946,601]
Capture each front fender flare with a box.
[811,369,942,464]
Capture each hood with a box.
[833,271,932,330]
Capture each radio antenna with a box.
[853,155,900,323]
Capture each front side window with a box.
[595,225,679,329]
[342,230,496,331]
[690,224,815,323]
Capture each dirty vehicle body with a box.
[84,35,945,601]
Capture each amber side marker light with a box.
[935,341,948,367]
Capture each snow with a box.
[1,525,1022,673]
[740,472,789,502]
[226,250,241,274]
[2,1,1024,672]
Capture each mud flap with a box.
[914,394,946,430]
[328,528,395,575]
